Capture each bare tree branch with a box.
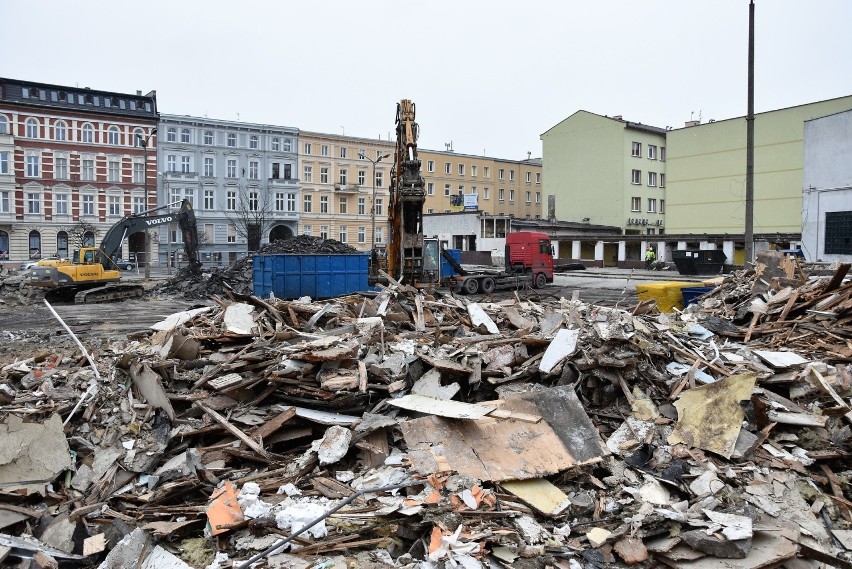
[221,187,275,252]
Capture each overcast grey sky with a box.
[3,1,851,159]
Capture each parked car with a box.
[19,260,40,271]
[114,259,136,270]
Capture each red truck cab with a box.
[505,231,554,288]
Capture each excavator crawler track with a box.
[74,284,145,304]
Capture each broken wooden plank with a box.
[388,394,495,419]
[195,402,269,457]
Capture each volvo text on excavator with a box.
[30,199,201,303]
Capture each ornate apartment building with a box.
[157,115,299,266]
[0,77,158,263]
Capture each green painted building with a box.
[665,95,852,236]
[541,111,668,234]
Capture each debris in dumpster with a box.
[0,257,849,568]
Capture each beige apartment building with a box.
[297,132,543,251]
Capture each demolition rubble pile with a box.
[154,236,359,301]
[0,252,850,568]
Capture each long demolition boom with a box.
[387,99,426,283]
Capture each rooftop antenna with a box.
[527,151,531,160]
[444,141,453,152]
[340,126,345,136]
[236,112,240,121]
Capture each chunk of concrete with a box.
[315,425,352,466]
[0,413,72,495]
[681,529,751,559]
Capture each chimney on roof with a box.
[136,90,142,96]
[612,115,623,121]
[685,120,700,127]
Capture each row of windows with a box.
[303,144,388,162]
[425,160,541,183]
[19,86,152,113]
[630,196,666,213]
[631,142,666,161]
[631,170,666,187]
[165,127,294,152]
[166,155,296,180]
[15,153,146,183]
[301,224,383,244]
[0,115,152,147]
[302,166,384,187]
[0,189,146,216]
[434,183,542,204]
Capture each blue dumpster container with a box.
[441,249,462,278]
[253,253,370,299]
[681,286,715,306]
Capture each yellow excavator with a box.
[30,199,201,303]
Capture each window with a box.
[204,130,214,145]
[445,162,451,174]
[499,188,505,201]
[303,194,312,212]
[648,172,657,187]
[320,225,328,239]
[0,115,7,134]
[358,227,366,243]
[181,129,190,143]
[375,171,383,188]
[498,168,504,180]
[659,174,666,188]
[535,192,541,204]
[339,225,347,242]
[631,169,641,184]
[375,198,383,216]
[26,155,40,177]
[483,166,490,178]
[133,196,145,213]
[458,164,465,176]
[204,157,214,177]
[54,121,67,141]
[375,227,383,243]
[249,161,259,179]
[631,142,641,157]
[82,159,94,181]
[648,145,657,160]
[631,197,641,211]
[0,191,9,212]
[170,187,181,206]
[339,169,347,185]
[181,156,191,173]
[26,118,39,138]
[223,159,235,178]
[660,200,665,213]
[526,172,531,183]
[283,138,292,152]
[108,159,120,182]
[167,127,177,142]
[204,189,214,210]
[358,170,365,186]
[427,160,434,172]
[55,194,68,215]
[227,133,236,147]
[303,166,312,182]
[338,196,347,214]
[82,194,94,216]
[227,191,237,210]
[320,167,329,184]
[483,187,490,200]
[321,144,329,156]
[272,137,280,151]
[303,225,312,236]
[427,183,434,196]
[108,126,120,145]
[444,184,451,197]
[108,195,121,216]
[339,147,346,159]
[167,155,177,172]
[660,147,666,162]
[81,123,93,143]
[320,195,328,213]
[536,173,541,184]
[27,192,40,214]
[249,135,259,149]
[227,224,236,243]
[358,197,366,215]
[509,189,515,202]
[471,165,477,177]
[248,192,259,211]
[647,198,657,213]
[0,152,9,174]
[526,191,531,203]
[509,170,515,182]
[55,157,68,179]
[358,148,366,160]
[304,142,312,154]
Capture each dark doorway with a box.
[269,224,294,242]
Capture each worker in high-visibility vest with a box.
[645,246,656,269]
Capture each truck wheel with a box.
[534,272,547,289]
[481,277,495,293]
[464,278,479,294]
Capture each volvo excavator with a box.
[30,199,201,303]
[385,99,428,284]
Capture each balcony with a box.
[164,171,198,181]
[334,183,362,193]
[269,177,299,187]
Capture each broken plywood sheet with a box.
[0,414,72,494]
[467,303,499,334]
[150,306,213,332]
[668,373,756,459]
[412,368,459,401]
[752,350,808,369]
[539,328,579,373]
[389,394,495,420]
[501,478,571,516]
[400,415,577,482]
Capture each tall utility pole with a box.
[360,151,390,248]
[744,0,756,264]
[136,128,158,280]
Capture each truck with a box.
[444,231,554,294]
[29,199,200,303]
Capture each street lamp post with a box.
[359,152,390,249]
[136,128,157,281]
